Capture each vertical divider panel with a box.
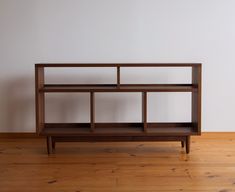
[192,64,202,134]
[142,92,147,132]
[90,91,95,132]
[117,66,120,88]
[35,66,45,135]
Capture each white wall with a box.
[0,0,235,132]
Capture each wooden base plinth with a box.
[45,135,191,154]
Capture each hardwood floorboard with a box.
[0,133,235,192]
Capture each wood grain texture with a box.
[35,66,45,134]
[0,133,235,192]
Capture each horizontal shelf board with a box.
[41,122,197,136]
[36,63,201,67]
[40,84,195,92]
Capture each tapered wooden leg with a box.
[186,136,190,154]
[181,141,184,148]
[52,138,56,151]
[46,136,52,155]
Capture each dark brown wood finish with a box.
[181,141,185,148]
[41,122,196,137]
[142,92,147,132]
[41,84,194,92]
[186,136,191,154]
[35,63,201,154]
[192,65,202,134]
[46,136,52,155]
[35,66,45,135]
[35,63,201,67]
[90,92,95,132]
[117,66,120,88]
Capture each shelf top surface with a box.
[35,63,201,67]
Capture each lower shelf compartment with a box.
[40,122,198,136]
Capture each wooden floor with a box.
[0,133,235,192]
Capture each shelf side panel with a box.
[192,65,202,134]
[35,66,45,134]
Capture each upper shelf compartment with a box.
[36,63,201,93]
[40,84,195,92]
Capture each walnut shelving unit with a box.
[35,63,201,154]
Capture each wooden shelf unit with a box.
[35,63,201,154]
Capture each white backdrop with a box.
[0,0,235,132]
